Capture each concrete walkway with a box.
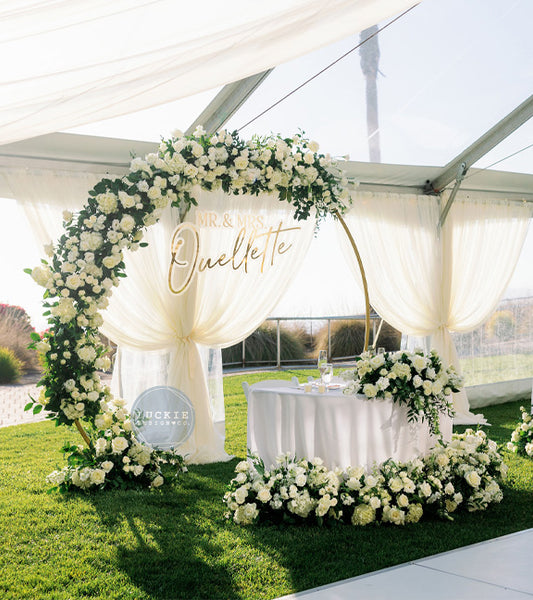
[277,528,533,600]
[0,372,47,428]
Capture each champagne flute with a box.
[323,363,333,388]
[317,350,327,384]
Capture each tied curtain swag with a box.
[101,189,315,462]
[338,190,532,424]
[7,168,315,463]
[0,0,417,145]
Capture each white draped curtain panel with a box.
[8,169,316,463]
[100,188,316,463]
[0,0,417,145]
[338,190,532,424]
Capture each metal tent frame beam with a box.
[428,94,533,194]
[185,70,273,136]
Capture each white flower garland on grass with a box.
[507,406,533,457]
[342,349,462,437]
[25,128,351,492]
[224,430,507,525]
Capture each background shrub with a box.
[313,318,401,359]
[222,323,307,366]
[0,303,40,371]
[486,310,515,342]
[0,346,23,383]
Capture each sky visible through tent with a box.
[1,0,532,331]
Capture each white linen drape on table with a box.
[0,0,417,145]
[247,384,452,471]
[101,188,316,463]
[338,190,532,424]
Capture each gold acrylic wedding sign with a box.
[168,210,301,295]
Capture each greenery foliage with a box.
[0,303,39,371]
[0,346,23,383]
[0,381,532,600]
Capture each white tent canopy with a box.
[1,0,532,443]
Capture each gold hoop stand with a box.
[333,210,370,352]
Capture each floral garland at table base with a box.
[507,406,533,457]
[224,430,507,526]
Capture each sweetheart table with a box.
[246,382,452,471]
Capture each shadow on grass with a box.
[82,398,533,600]
[87,459,245,600]
[238,484,533,597]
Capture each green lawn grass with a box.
[460,353,533,386]
[1,369,532,600]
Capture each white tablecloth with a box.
[247,383,452,471]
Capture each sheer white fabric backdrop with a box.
[100,188,316,462]
[0,0,417,144]
[338,190,532,424]
[7,169,315,462]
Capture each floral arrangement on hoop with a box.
[25,127,351,491]
[223,430,506,526]
[506,406,533,457]
[341,349,462,437]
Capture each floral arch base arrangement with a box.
[26,128,351,492]
[224,429,508,526]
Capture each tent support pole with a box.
[333,210,370,352]
[438,162,468,230]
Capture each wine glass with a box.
[323,363,333,388]
[317,350,327,383]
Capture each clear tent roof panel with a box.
[62,0,532,175]
[225,0,533,172]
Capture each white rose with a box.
[31,266,52,287]
[77,346,97,363]
[235,472,247,484]
[257,488,272,503]
[369,496,381,510]
[411,354,427,372]
[95,438,108,455]
[444,482,455,495]
[233,502,258,525]
[51,298,77,324]
[90,469,106,485]
[120,215,136,233]
[151,475,164,488]
[362,383,378,398]
[419,482,432,497]
[111,436,129,454]
[370,354,385,369]
[388,477,403,493]
[397,494,409,508]
[234,486,248,505]
[97,192,118,214]
[65,273,82,290]
[465,470,481,488]
[101,461,114,473]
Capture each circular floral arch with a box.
[28,127,350,491]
